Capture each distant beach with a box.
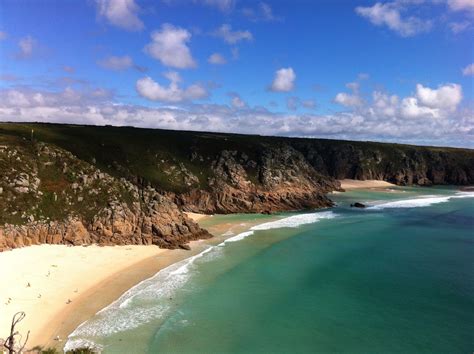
[339,179,395,190]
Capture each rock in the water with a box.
[351,202,366,208]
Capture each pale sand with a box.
[0,213,275,351]
[185,212,211,222]
[0,243,207,349]
[339,179,395,190]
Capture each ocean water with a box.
[65,186,474,353]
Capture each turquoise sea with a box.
[65,186,474,353]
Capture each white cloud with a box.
[0,82,472,148]
[355,2,432,37]
[415,83,462,111]
[144,24,197,69]
[0,31,7,40]
[98,55,134,70]
[448,0,474,11]
[372,91,399,117]
[95,0,144,31]
[462,63,474,76]
[208,53,227,65]
[334,82,363,107]
[335,93,363,107]
[17,36,36,59]
[400,96,440,119]
[270,67,296,92]
[136,72,208,102]
[213,24,253,44]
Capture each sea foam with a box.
[65,210,337,351]
[219,211,336,246]
[368,191,474,210]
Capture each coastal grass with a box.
[1,122,472,192]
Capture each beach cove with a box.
[1,181,472,353]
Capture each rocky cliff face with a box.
[292,140,474,186]
[174,145,338,214]
[0,123,473,251]
[0,139,210,251]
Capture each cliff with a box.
[0,123,473,251]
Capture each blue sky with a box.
[0,0,473,147]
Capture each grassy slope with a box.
[1,122,473,193]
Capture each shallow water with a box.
[66,186,474,353]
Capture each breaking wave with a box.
[368,191,474,210]
[65,210,337,351]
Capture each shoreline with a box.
[37,240,211,350]
[0,213,279,351]
[339,179,395,190]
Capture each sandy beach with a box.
[184,212,211,222]
[0,243,210,350]
[339,179,395,190]
[0,213,276,351]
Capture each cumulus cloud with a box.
[270,67,295,92]
[415,83,462,111]
[0,81,472,147]
[98,55,133,70]
[448,0,474,12]
[144,24,197,69]
[95,0,144,31]
[213,24,253,44]
[355,2,432,37]
[208,53,227,65]
[136,72,208,102]
[16,36,36,59]
[334,82,363,107]
[462,63,474,76]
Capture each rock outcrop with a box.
[174,146,338,213]
[293,140,474,186]
[0,140,210,251]
[0,123,473,251]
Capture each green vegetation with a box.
[0,122,472,226]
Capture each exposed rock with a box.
[0,123,473,252]
[351,202,366,208]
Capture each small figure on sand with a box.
[54,336,62,342]
[66,299,72,304]
[27,282,31,287]
[38,294,42,298]
[46,271,50,277]
[74,288,78,293]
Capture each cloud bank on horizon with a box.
[0,0,473,148]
